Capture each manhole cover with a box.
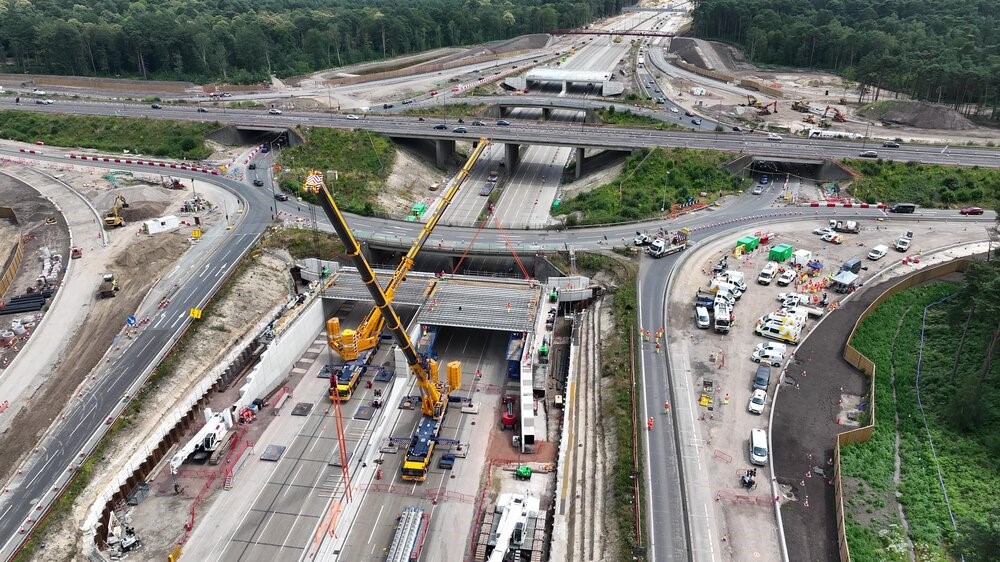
[260,445,286,462]
[291,402,314,416]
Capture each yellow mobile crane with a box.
[104,194,129,227]
[310,176,462,481]
[326,138,491,361]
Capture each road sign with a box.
[189,308,202,319]
[126,315,137,326]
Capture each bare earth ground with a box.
[378,147,450,218]
[44,249,292,558]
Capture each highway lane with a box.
[0,151,277,559]
[1,97,997,169]
[0,146,994,561]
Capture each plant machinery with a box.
[791,101,811,112]
[98,273,119,298]
[104,194,129,227]
[757,101,778,115]
[744,95,761,108]
[823,105,847,122]
[311,174,462,482]
[326,139,491,362]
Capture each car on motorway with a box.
[34,99,49,105]
[497,119,511,126]
[752,185,764,195]
[274,192,289,201]
[747,389,767,415]
[453,126,468,133]
[691,118,702,125]
[767,133,782,141]
[858,150,879,158]
[471,120,486,126]
[268,108,282,115]
[732,126,742,132]
[151,103,162,109]
[252,179,265,187]
[382,103,394,109]
[760,175,769,184]
[451,87,461,92]
[813,226,834,236]
[430,90,439,96]
[776,269,796,287]
[197,107,208,113]
[346,114,360,120]
[882,141,901,148]
[433,124,448,130]
[960,206,985,215]
[248,163,257,170]
[401,99,413,104]
[656,97,666,104]
[684,110,694,117]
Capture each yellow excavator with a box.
[104,194,129,227]
[326,139,491,361]
[310,175,462,482]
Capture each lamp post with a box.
[661,170,670,212]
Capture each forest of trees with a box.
[692,0,1000,120]
[0,0,626,83]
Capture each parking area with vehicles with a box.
[665,216,986,560]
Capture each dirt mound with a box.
[669,37,728,72]
[861,100,976,130]
[119,202,170,223]
[112,231,189,269]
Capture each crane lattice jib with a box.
[339,139,491,353]
[313,179,442,410]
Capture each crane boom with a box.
[314,179,458,418]
[329,139,491,360]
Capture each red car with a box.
[960,207,984,215]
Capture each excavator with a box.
[104,194,129,227]
[791,101,811,113]
[757,100,778,115]
[326,139,491,361]
[823,105,847,122]
[744,95,762,108]
[311,175,462,482]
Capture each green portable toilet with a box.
[736,236,759,252]
[769,243,794,262]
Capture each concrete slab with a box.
[291,402,313,416]
[260,445,287,462]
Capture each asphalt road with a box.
[0,150,277,559]
[0,137,994,562]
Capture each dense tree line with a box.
[0,0,628,83]
[692,0,1000,120]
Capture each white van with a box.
[695,306,711,329]
[867,244,889,260]
[757,262,778,285]
[749,428,768,465]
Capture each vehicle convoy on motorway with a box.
[1,6,998,562]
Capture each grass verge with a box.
[276,127,395,215]
[844,159,1000,208]
[555,251,643,559]
[262,226,345,259]
[840,280,998,561]
[0,111,215,159]
[555,147,748,225]
[594,107,682,131]
[401,103,490,119]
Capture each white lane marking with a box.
[366,504,385,545]
[170,312,185,329]
[25,455,56,489]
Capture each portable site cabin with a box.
[142,215,180,235]
[736,236,760,252]
[791,249,812,267]
[768,244,793,262]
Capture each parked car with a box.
[747,390,767,415]
[821,232,844,244]
[749,428,769,465]
[960,206,984,215]
[268,108,282,115]
[812,226,834,236]
[858,150,879,158]
[695,306,711,329]
[430,90,439,96]
[691,118,702,125]
[732,126,742,132]
[882,141,901,148]
[751,348,784,367]
[776,270,796,287]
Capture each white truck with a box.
[709,278,743,300]
[717,270,748,293]
[895,231,913,251]
[714,303,733,334]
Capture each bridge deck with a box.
[421,278,541,333]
